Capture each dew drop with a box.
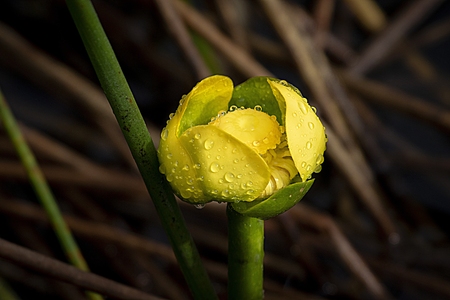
[221,190,230,197]
[166,153,173,159]
[182,164,190,171]
[194,163,201,169]
[306,141,312,149]
[254,105,263,111]
[298,101,308,115]
[247,181,253,186]
[316,154,324,165]
[167,174,174,182]
[181,189,192,199]
[308,122,315,130]
[252,140,260,147]
[180,94,186,104]
[161,127,168,141]
[194,204,205,209]
[218,178,224,184]
[224,172,235,182]
[246,189,255,195]
[279,80,288,86]
[210,162,220,173]
[204,139,214,150]
[194,133,201,139]
[262,137,269,144]
[314,165,322,173]
[229,105,238,111]
[301,161,307,168]
[233,158,239,164]
[311,106,317,113]
[292,112,297,118]
[169,113,175,119]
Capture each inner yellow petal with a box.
[209,108,282,154]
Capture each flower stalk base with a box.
[227,204,264,299]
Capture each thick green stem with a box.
[227,204,264,300]
[64,1,216,298]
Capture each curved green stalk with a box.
[64,1,216,298]
[227,204,264,299]
[0,90,101,300]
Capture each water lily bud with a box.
[157,75,326,216]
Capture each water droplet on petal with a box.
[166,153,173,159]
[204,139,214,150]
[210,162,220,173]
[316,154,324,165]
[194,133,201,139]
[306,141,312,149]
[254,105,262,111]
[314,165,322,173]
[298,101,308,115]
[279,80,288,86]
[224,172,235,182]
[161,127,168,141]
[182,164,190,171]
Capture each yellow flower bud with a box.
[157,75,326,206]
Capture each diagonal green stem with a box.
[0,90,101,300]
[227,204,264,299]
[64,1,216,298]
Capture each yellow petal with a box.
[158,110,206,201]
[268,80,326,181]
[179,125,271,202]
[176,75,233,136]
[209,108,282,154]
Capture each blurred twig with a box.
[0,237,162,300]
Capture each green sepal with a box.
[231,179,314,219]
[229,77,284,125]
